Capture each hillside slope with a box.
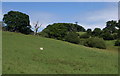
[3,31,118,74]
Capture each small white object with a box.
[40,47,44,50]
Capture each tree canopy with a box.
[92,28,102,36]
[3,11,33,34]
[41,23,85,40]
[103,20,117,34]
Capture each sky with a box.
[2,2,118,31]
[1,0,120,2]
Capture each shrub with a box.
[2,26,7,31]
[79,39,87,45]
[80,33,90,39]
[65,32,79,44]
[85,37,106,49]
[101,32,114,40]
[115,39,120,46]
[38,32,49,38]
[112,33,118,40]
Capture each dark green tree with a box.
[41,23,85,40]
[65,32,79,44]
[115,39,120,46]
[101,32,114,40]
[104,20,117,34]
[3,11,33,34]
[92,28,102,36]
[87,28,92,35]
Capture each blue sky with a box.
[2,2,118,31]
[2,0,120,2]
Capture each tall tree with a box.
[104,20,117,34]
[3,11,33,34]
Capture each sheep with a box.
[40,47,44,50]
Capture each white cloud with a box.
[1,2,118,31]
[29,11,58,31]
[86,7,118,21]
[29,3,118,31]
[74,5,118,29]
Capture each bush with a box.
[85,37,106,49]
[80,33,90,39]
[79,39,87,45]
[112,33,118,40]
[38,32,49,37]
[101,32,114,40]
[65,32,79,44]
[115,39,120,46]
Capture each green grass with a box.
[105,40,119,52]
[3,31,118,74]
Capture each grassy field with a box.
[77,32,86,36]
[3,31,118,74]
[105,40,119,52]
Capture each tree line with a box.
[2,11,120,48]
